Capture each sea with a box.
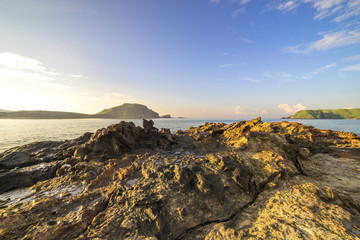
[1,118,359,153]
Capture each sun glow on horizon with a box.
[0,1,358,117]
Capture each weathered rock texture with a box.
[0,118,359,239]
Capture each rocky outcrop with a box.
[73,119,175,160]
[0,118,359,239]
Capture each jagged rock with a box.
[73,119,174,160]
[0,161,62,194]
[0,133,92,170]
[0,118,359,239]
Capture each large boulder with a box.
[73,119,174,160]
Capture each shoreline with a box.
[1,118,359,153]
[0,118,359,239]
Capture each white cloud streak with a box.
[69,74,88,79]
[308,0,346,11]
[265,64,336,82]
[0,52,86,90]
[313,62,337,74]
[340,63,360,71]
[241,77,260,83]
[274,0,360,23]
[273,0,360,55]
[218,64,236,68]
[0,52,46,72]
[232,7,246,16]
[343,54,360,61]
[283,30,360,53]
[333,0,360,22]
[277,1,300,11]
[218,63,244,68]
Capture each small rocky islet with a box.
[0,118,359,239]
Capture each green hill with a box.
[96,103,160,119]
[0,104,165,119]
[0,111,91,119]
[290,109,360,119]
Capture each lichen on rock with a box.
[0,118,359,239]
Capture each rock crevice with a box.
[0,118,359,239]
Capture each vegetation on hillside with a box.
[0,111,91,119]
[0,103,165,119]
[96,103,160,119]
[290,109,360,119]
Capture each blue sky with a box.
[0,0,359,118]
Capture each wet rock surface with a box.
[0,118,359,239]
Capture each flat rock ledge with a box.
[0,118,359,239]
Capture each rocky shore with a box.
[0,118,359,239]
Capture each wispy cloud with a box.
[218,63,236,68]
[309,0,346,11]
[220,52,237,56]
[0,52,86,90]
[263,72,297,81]
[340,63,360,71]
[0,52,46,72]
[69,74,88,79]
[271,1,360,55]
[278,103,306,114]
[283,30,360,53]
[273,0,359,23]
[333,0,360,22]
[211,0,251,16]
[0,68,54,82]
[108,92,137,100]
[234,106,267,115]
[343,54,360,61]
[218,63,244,68]
[265,63,336,82]
[308,0,346,20]
[241,38,253,43]
[277,0,300,11]
[232,7,246,16]
[313,62,337,74]
[263,73,274,78]
[239,0,251,5]
[242,77,260,83]
[280,72,297,81]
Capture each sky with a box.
[0,0,359,118]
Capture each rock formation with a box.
[0,118,359,239]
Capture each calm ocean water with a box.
[1,118,359,153]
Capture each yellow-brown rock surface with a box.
[0,118,359,239]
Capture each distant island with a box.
[286,108,360,119]
[0,103,171,119]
